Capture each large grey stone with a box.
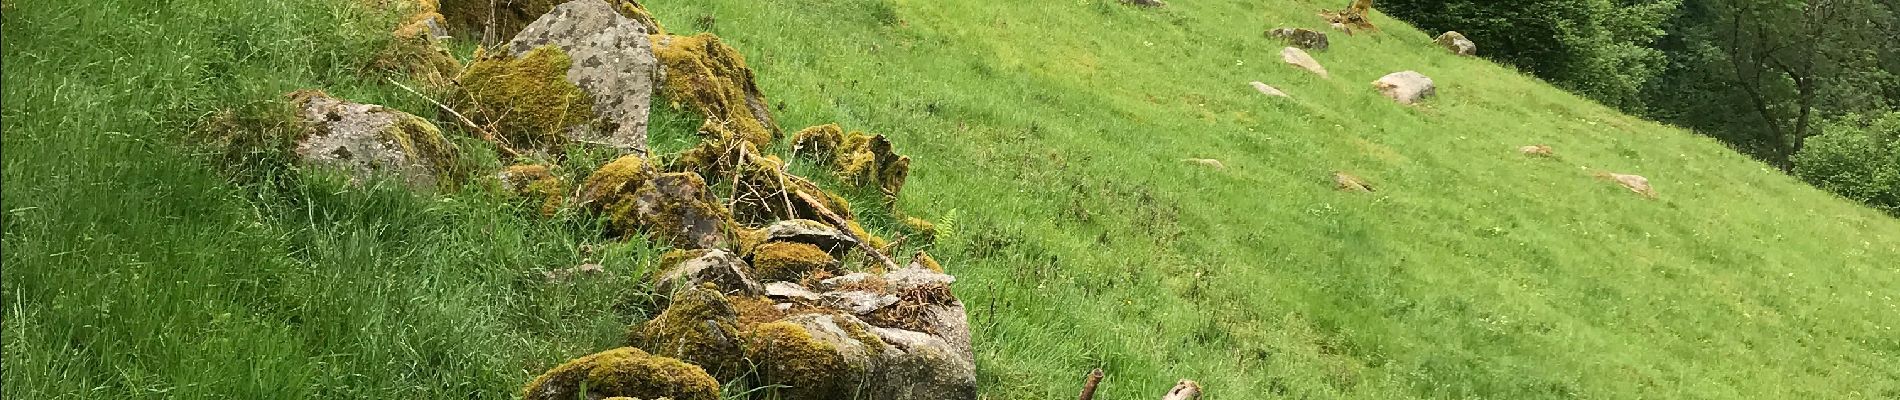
[288,91,457,189]
[508,0,661,155]
[1373,71,1436,105]
[1435,31,1477,56]
[869,327,978,400]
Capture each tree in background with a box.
[1794,112,1900,215]
[1378,0,1680,110]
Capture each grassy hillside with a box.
[6,0,1900,399]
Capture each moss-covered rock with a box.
[287,90,464,189]
[650,33,781,148]
[580,156,735,248]
[747,314,885,400]
[629,285,747,381]
[751,242,841,282]
[615,0,664,34]
[651,249,762,296]
[499,164,566,216]
[455,45,598,150]
[505,0,662,155]
[521,347,720,400]
[792,125,912,198]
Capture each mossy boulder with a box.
[507,0,662,154]
[521,347,720,400]
[455,45,599,150]
[651,249,763,296]
[579,156,735,248]
[629,285,747,381]
[792,125,912,198]
[751,242,842,282]
[747,314,885,400]
[287,90,462,189]
[651,33,781,148]
[372,0,458,87]
[499,164,566,216]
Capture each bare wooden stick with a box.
[387,78,523,159]
[1161,380,1201,400]
[1078,368,1104,400]
[793,190,902,271]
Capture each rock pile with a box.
[293,1,978,399]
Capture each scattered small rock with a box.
[287,90,461,189]
[1333,171,1375,192]
[1373,71,1436,104]
[543,263,605,282]
[1519,145,1555,157]
[1266,28,1329,50]
[1281,47,1330,78]
[1185,158,1227,170]
[1603,173,1658,198]
[1249,81,1289,97]
[1435,31,1477,56]
[1120,0,1166,7]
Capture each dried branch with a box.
[387,78,523,159]
[794,190,902,271]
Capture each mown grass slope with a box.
[6,0,1900,399]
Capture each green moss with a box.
[434,0,560,40]
[455,45,597,150]
[751,242,840,282]
[629,285,746,381]
[651,33,780,148]
[500,164,565,216]
[580,155,655,211]
[792,127,911,198]
[521,347,720,400]
[615,0,666,34]
[747,322,859,400]
[628,172,736,249]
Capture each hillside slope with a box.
[5,0,1899,399]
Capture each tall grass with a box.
[5,0,1900,399]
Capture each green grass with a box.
[6,0,1900,399]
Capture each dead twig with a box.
[794,190,902,271]
[387,78,523,159]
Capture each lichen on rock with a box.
[628,285,748,381]
[454,45,599,150]
[506,0,662,154]
[651,249,763,296]
[520,347,720,400]
[287,90,463,189]
[650,33,781,148]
